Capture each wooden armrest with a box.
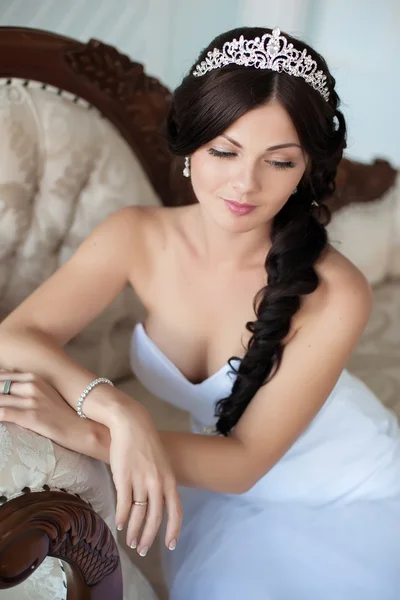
[0,490,122,599]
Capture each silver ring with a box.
[3,380,12,395]
[133,500,148,506]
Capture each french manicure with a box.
[139,546,149,557]
[130,539,137,549]
[168,539,176,551]
[117,524,123,531]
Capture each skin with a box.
[0,100,373,557]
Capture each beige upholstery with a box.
[327,174,400,285]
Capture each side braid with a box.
[215,197,329,436]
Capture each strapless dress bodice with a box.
[130,322,240,432]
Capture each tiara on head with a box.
[193,27,330,102]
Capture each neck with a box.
[191,204,272,269]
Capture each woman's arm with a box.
[0,207,139,422]
[80,420,249,493]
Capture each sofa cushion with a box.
[327,173,400,285]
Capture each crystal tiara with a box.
[193,27,330,102]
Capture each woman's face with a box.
[190,100,308,232]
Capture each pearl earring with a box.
[183,156,190,178]
[292,187,298,195]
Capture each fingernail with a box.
[168,539,176,551]
[117,524,123,531]
[130,539,137,549]
[138,546,149,557]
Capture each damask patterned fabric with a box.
[0,79,157,381]
[347,280,400,418]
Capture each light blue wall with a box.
[168,0,241,87]
[305,0,399,166]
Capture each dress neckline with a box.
[134,322,236,388]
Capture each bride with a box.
[0,26,399,599]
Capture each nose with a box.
[230,160,262,196]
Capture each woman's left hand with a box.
[0,370,90,453]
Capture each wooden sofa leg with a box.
[0,490,123,599]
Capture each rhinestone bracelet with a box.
[76,377,114,419]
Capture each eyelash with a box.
[208,148,295,170]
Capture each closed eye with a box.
[267,160,295,170]
[208,148,236,158]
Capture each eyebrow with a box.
[221,134,301,151]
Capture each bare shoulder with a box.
[121,204,193,249]
[295,244,373,331]
[121,204,192,240]
[318,244,373,305]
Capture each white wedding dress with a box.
[131,322,400,600]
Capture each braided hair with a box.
[166,27,347,436]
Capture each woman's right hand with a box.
[108,395,182,556]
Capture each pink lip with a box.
[223,199,256,216]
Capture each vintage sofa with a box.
[0,27,398,600]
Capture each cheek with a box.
[191,156,226,193]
